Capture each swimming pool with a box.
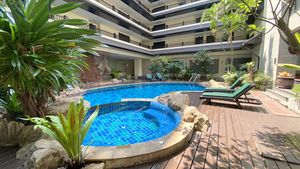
[83,82,205,106]
[82,101,181,146]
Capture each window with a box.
[233,57,252,70]
[206,35,215,43]
[119,33,130,43]
[152,41,166,49]
[189,59,219,74]
[152,24,166,31]
[208,59,219,74]
[195,36,203,44]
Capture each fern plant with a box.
[28,100,99,167]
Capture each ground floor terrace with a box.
[2,89,300,169]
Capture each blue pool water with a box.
[83,101,181,146]
[84,82,205,106]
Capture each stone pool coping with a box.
[84,123,193,168]
[83,101,194,168]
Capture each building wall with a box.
[80,55,111,83]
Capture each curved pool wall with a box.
[83,100,194,168]
[83,101,181,146]
[83,82,205,106]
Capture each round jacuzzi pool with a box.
[83,101,181,146]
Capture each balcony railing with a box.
[94,0,150,30]
[152,0,201,13]
[152,19,201,31]
[51,14,249,51]
[154,36,248,49]
[94,28,151,49]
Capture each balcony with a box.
[151,0,220,17]
[152,21,217,37]
[51,14,258,55]
[94,0,150,30]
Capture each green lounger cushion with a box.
[202,92,235,98]
[205,77,243,92]
[202,83,252,98]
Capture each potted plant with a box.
[278,64,300,86]
[277,71,294,89]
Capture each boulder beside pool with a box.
[155,92,210,132]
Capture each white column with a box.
[134,58,143,77]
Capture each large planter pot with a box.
[277,76,295,89]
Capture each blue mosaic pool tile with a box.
[82,101,181,146]
[84,83,205,106]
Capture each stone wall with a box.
[80,54,111,83]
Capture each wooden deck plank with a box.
[231,109,254,169]
[235,111,266,169]
[151,160,168,169]
[275,161,291,169]
[177,132,202,169]
[226,109,242,169]
[203,105,220,169]
[264,159,279,169]
[217,110,229,169]
[190,106,216,169]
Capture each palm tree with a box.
[0,0,100,117]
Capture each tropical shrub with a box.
[243,72,272,90]
[181,66,192,80]
[292,84,300,98]
[148,56,171,76]
[110,69,121,79]
[0,0,100,117]
[28,100,99,168]
[190,50,212,78]
[0,92,23,121]
[167,62,183,79]
[222,71,238,85]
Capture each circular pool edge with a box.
[83,100,194,169]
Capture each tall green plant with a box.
[0,0,100,117]
[28,100,99,167]
[202,0,300,55]
[191,50,212,76]
[148,56,171,75]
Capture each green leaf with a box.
[64,19,88,26]
[50,2,82,15]
[278,64,300,70]
[30,0,50,31]
[295,32,300,44]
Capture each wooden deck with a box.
[126,91,300,169]
[2,91,300,169]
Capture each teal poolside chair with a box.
[200,83,256,108]
[155,73,165,81]
[146,74,155,81]
[204,77,243,93]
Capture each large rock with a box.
[17,125,48,147]
[182,106,199,122]
[82,163,105,169]
[46,96,90,115]
[17,139,67,169]
[182,106,210,132]
[156,92,190,111]
[193,113,210,132]
[0,119,24,146]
